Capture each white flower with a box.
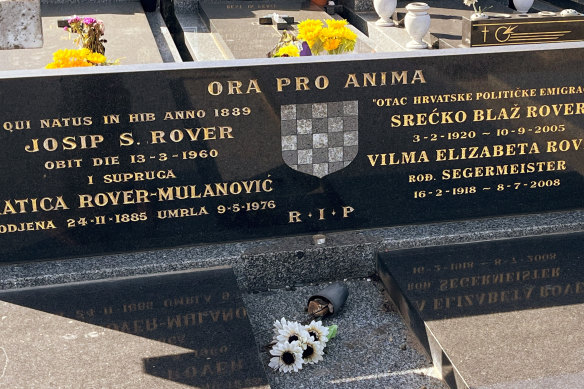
[304,320,329,346]
[269,341,304,373]
[276,321,311,345]
[463,0,477,5]
[273,317,292,336]
[301,338,325,364]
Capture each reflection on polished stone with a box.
[0,267,268,388]
[378,232,584,388]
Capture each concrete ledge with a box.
[1,209,582,291]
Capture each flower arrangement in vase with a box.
[46,15,118,68]
[464,0,492,20]
[269,19,357,57]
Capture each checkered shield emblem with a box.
[280,101,358,178]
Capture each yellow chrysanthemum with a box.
[276,44,300,57]
[318,27,335,40]
[86,52,107,64]
[292,18,357,55]
[297,19,323,48]
[325,19,348,29]
[341,28,357,42]
[301,31,321,48]
[298,19,323,36]
[322,38,341,51]
[46,48,109,68]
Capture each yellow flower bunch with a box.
[297,19,323,48]
[46,48,107,68]
[296,19,357,55]
[319,20,357,54]
[275,44,300,57]
[324,19,349,30]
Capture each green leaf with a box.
[326,325,338,341]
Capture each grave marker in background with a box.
[0,0,43,49]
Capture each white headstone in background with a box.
[0,0,43,49]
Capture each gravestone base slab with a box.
[0,0,43,49]
[0,266,269,388]
[378,232,584,388]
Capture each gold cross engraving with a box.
[482,26,490,42]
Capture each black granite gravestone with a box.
[377,232,584,388]
[0,267,268,388]
[0,46,582,263]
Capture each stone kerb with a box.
[0,0,43,49]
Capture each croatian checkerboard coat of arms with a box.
[280,101,358,178]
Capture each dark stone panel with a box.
[327,101,344,117]
[329,132,345,147]
[297,103,313,119]
[313,118,328,133]
[298,134,314,149]
[343,116,358,131]
[281,119,297,135]
[313,148,329,164]
[0,47,583,263]
[0,267,268,387]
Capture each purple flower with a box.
[68,16,81,24]
[83,17,97,25]
[63,26,69,31]
[300,41,312,56]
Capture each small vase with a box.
[307,283,349,316]
[374,0,398,26]
[405,2,431,49]
[513,0,534,13]
[471,12,489,20]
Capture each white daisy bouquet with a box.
[463,0,491,14]
[268,318,338,373]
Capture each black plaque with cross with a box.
[463,14,584,47]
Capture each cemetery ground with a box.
[1,0,584,388]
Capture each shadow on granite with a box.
[378,232,584,389]
[0,267,268,388]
